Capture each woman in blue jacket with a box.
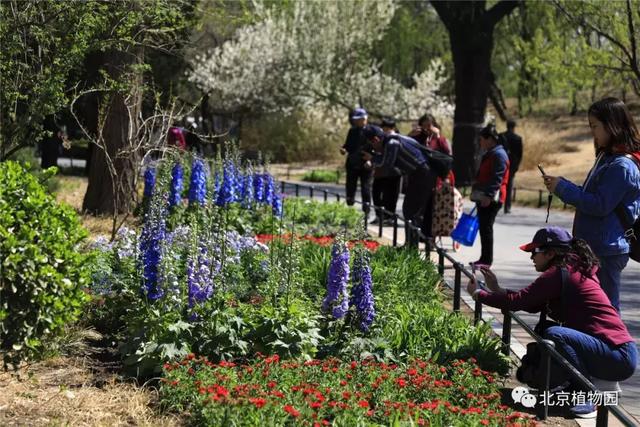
[543,97,640,312]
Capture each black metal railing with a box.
[277,179,637,426]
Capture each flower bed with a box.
[160,354,534,426]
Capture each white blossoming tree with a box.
[190,0,452,121]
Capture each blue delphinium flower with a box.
[143,168,156,198]
[349,250,376,332]
[188,159,207,206]
[264,174,275,204]
[272,193,283,217]
[253,173,265,203]
[187,243,215,308]
[322,241,350,319]
[169,163,183,208]
[215,161,236,207]
[139,211,166,301]
[241,171,254,209]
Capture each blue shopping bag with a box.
[451,207,479,247]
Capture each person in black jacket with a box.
[341,108,372,213]
[501,119,523,214]
[370,118,402,225]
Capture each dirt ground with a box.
[0,356,180,427]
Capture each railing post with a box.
[438,249,445,276]
[453,263,461,312]
[281,181,285,194]
[513,187,517,202]
[336,193,340,202]
[310,186,314,199]
[538,190,543,208]
[377,208,383,237]
[596,406,609,427]
[392,215,398,247]
[474,297,482,325]
[536,339,555,421]
[323,190,328,202]
[501,310,511,356]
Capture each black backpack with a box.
[613,154,640,262]
[401,136,453,179]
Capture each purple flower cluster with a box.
[264,174,275,204]
[253,173,265,203]
[322,241,350,319]
[143,168,156,198]
[241,172,254,209]
[169,163,183,208]
[349,250,376,332]
[187,243,216,307]
[188,159,207,206]
[272,193,283,217]
[215,162,236,207]
[139,212,166,301]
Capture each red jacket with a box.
[474,145,510,204]
[478,264,633,346]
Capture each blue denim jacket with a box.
[555,153,640,256]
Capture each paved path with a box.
[279,179,640,424]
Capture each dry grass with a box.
[54,176,138,237]
[0,357,181,427]
[493,114,597,192]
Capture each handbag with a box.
[450,207,479,246]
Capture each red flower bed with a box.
[255,234,380,251]
[160,354,535,426]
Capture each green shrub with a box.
[0,161,91,367]
[253,198,364,237]
[301,169,339,183]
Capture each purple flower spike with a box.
[350,250,376,332]
[188,159,207,206]
[143,168,156,198]
[322,241,350,319]
[169,163,183,208]
[139,212,166,301]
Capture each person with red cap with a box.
[467,226,637,418]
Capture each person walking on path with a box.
[543,97,640,312]
[362,125,437,249]
[467,226,637,418]
[470,124,510,268]
[371,118,402,225]
[341,108,372,213]
[501,119,523,214]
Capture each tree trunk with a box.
[450,34,494,184]
[430,0,519,185]
[82,50,142,214]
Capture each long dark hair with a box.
[418,113,440,130]
[550,238,599,277]
[588,97,640,154]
